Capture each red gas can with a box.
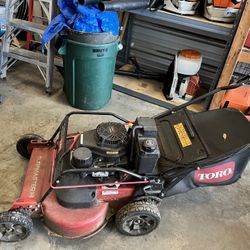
[245,31,250,48]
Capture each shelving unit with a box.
[115,6,238,111]
[129,9,233,40]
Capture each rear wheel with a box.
[0,211,33,242]
[115,201,161,236]
[16,134,43,159]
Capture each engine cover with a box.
[96,122,127,148]
[79,122,128,159]
[56,176,97,209]
[56,122,129,208]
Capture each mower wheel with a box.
[115,201,161,236]
[0,211,33,242]
[134,196,162,206]
[16,134,43,159]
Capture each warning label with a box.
[102,186,119,196]
[174,123,192,148]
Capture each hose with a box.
[115,69,165,80]
[78,0,164,12]
[78,0,103,4]
[98,0,149,11]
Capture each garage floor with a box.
[0,63,249,250]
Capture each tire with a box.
[115,201,161,236]
[16,134,43,159]
[0,211,33,242]
[133,196,162,206]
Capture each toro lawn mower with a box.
[0,78,250,242]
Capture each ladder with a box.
[0,0,62,93]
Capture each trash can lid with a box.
[66,29,118,44]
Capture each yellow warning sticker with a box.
[174,123,192,148]
[106,151,119,155]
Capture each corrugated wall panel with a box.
[128,15,228,87]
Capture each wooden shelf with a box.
[159,10,233,29]
[130,9,233,40]
[113,74,204,112]
[238,47,250,64]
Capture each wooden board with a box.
[238,48,250,64]
[113,74,204,112]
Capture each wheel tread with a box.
[0,211,33,242]
[115,201,161,236]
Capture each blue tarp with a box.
[0,6,6,38]
[42,0,119,46]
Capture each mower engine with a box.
[56,118,160,210]
[56,122,129,209]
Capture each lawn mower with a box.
[0,77,250,242]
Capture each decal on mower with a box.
[174,123,192,148]
[29,155,42,198]
[106,151,119,155]
[194,161,235,184]
[101,186,119,196]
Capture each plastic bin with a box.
[59,30,121,110]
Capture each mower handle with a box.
[154,74,250,119]
[62,111,129,123]
[48,111,129,143]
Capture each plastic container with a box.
[59,30,121,110]
[176,49,202,75]
[178,1,199,12]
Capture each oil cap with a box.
[142,139,157,152]
[72,147,92,168]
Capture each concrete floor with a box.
[0,63,249,250]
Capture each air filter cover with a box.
[96,122,127,147]
[72,147,92,168]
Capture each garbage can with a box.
[59,30,121,110]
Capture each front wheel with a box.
[0,211,33,242]
[16,134,43,159]
[115,201,161,236]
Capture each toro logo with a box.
[194,162,235,184]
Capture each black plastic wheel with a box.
[16,134,43,159]
[115,201,161,236]
[0,211,33,242]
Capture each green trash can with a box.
[59,30,122,110]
